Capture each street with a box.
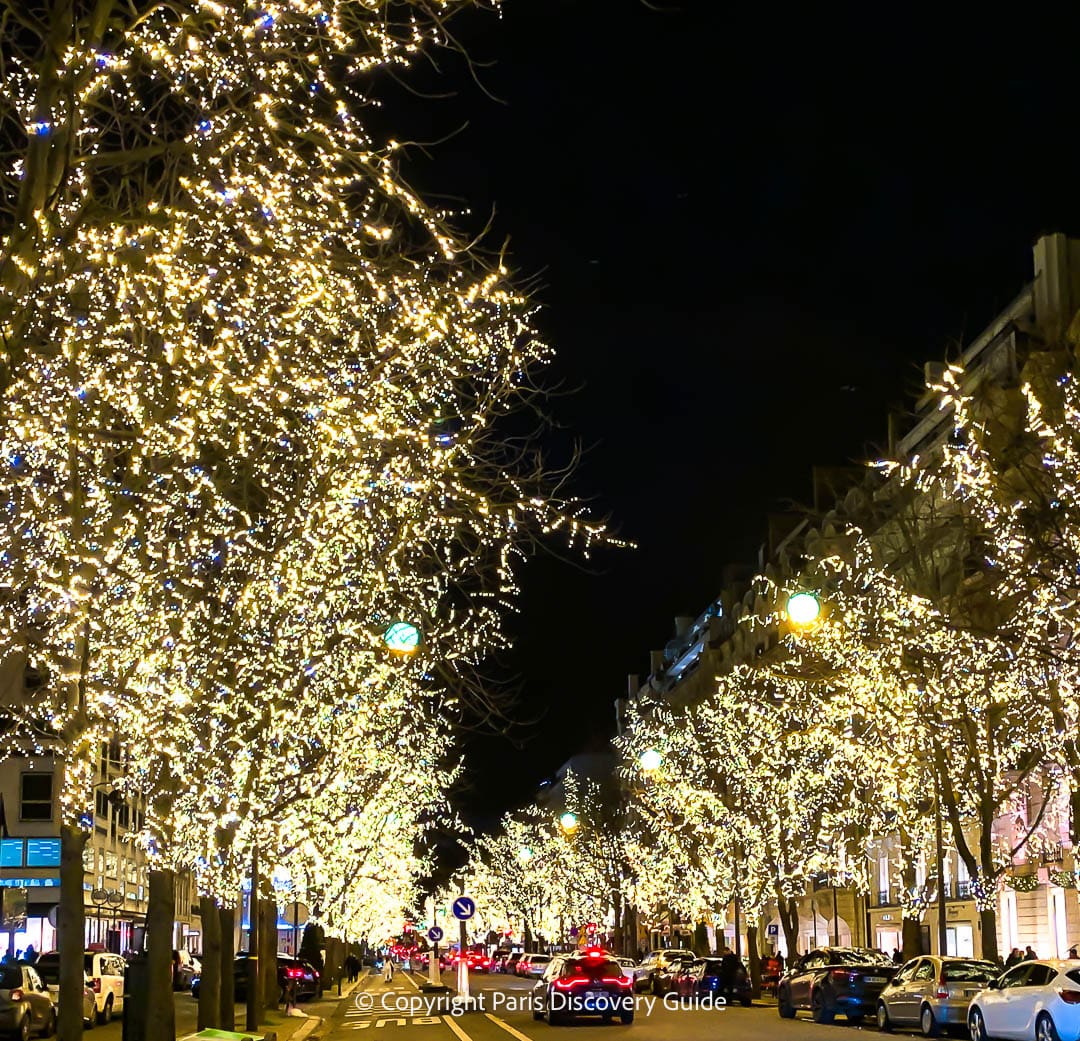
[316,970,898,1041]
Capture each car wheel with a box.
[811,988,835,1024]
[920,1003,939,1037]
[740,997,752,1008]
[1036,1012,1061,1041]
[877,1001,893,1032]
[43,1011,56,1038]
[651,976,663,996]
[619,1011,634,1025]
[777,987,796,1019]
[16,1017,29,1041]
[968,1007,988,1041]
[98,997,113,1026]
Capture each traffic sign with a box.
[428,926,444,942]
[451,896,476,920]
[766,924,779,937]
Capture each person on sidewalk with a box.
[345,954,359,982]
[383,955,395,983]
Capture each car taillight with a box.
[602,977,632,988]
[287,968,302,978]
[91,978,101,993]
[10,989,23,1002]
[936,975,949,1000]
[830,969,851,984]
[553,977,586,990]
[1059,989,1080,1005]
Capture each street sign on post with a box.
[766,924,779,937]
[451,896,475,920]
[452,896,475,1001]
[427,927,443,943]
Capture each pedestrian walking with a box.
[383,955,395,983]
[892,948,903,964]
[1024,945,1038,961]
[1005,947,1022,967]
[1067,944,1078,960]
[345,954,359,982]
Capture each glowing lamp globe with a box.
[639,748,663,772]
[383,621,421,654]
[517,845,533,863]
[786,591,821,626]
[559,812,579,834]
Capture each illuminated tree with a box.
[0,1,611,1037]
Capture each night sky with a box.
[374,2,1080,827]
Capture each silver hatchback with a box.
[877,955,999,1036]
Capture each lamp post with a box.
[558,812,578,835]
[785,591,821,626]
[639,749,662,773]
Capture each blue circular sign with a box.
[427,926,444,942]
[451,896,476,921]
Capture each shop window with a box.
[20,772,53,821]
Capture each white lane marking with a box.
[442,1014,478,1041]
[483,1013,537,1041]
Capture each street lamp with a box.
[786,591,821,626]
[639,749,663,773]
[383,620,421,654]
[558,812,579,835]
[517,846,533,863]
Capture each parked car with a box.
[229,953,319,1002]
[877,955,999,1035]
[0,963,56,1041]
[776,946,899,1023]
[173,951,201,991]
[466,952,492,974]
[674,956,753,1007]
[504,952,524,975]
[637,948,696,995]
[531,950,634,1025]
[614,956,649,991]
[35,952,124,1025]
[518,954,552,978]
[491,952,517,974]
[27,961,95,1029]
[968,959,1080,1041]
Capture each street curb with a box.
[287,1014,323,1041]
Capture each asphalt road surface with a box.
[317,969,903,1041]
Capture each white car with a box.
[35,952,125,1025]
[968,959,1080,1041]
[615,957,649,990]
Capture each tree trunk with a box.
[58,825,86,1041]
[902,918,923,961]
[979,907,999,963]
[219,905,235,1030]
[146,869,177,1041]
[197,897,221,1030]
[523,921,533,954]
[260,898,278,1010]
[746,923,762,998]
[776,890,799,959]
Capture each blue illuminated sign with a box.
[0,840,23,867]
[26,839,60,868]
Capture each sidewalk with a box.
[222,974,372,1041]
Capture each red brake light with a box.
[91,978,101,992]
[10,989,23,1002]
[1059,989,1080,1005]
[936,975,949,1000]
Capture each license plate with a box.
[865,976,886,984]
[586,991,605,1000]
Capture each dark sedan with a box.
[193,954,318,1002]
[777,947,899,1024]
[0,964,55,1041]
[674,956,753,1007]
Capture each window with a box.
[104,851,118,878]
[0,839,23,867]
[913,961,935,981]
[1023,965,1057,987]
[26,838,60,867]
[999,966,1030,989]
[20,772,53,820]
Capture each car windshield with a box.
[942,961,999,983]
[825,949,893,966]
[0,966,22,989]
[565,959,621,978]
